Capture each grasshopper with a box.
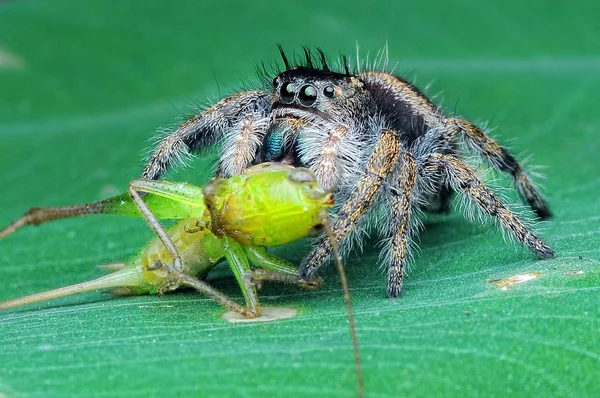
[0,163,333,317]
[0,162,364,397]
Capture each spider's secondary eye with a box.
[323,86,335,98]
[272,77,279,88]
[299,85,317,106]
[280,82,295,102]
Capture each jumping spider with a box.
[142,46,555,298]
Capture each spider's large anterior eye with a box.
[323,86,335,98]
[299,85,317,106]
[280,82,295,102]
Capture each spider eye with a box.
[323,86,335,98]
[272,77,279,88]
[299,85,317,106]
[280,82,295,102]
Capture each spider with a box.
[141,46,555,298]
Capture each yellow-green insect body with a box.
[0,163,333,314]
[205,166,333,246]
[0,163,364,397]
[121,218,217,295]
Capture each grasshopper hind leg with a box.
[0,263,132,310]
[0,204,104,239]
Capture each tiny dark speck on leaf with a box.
[464,311,471,316]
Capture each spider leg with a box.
[445,118,552,219]
[359,72,551,219]
[386,152,418,298]
[142,90,271,180]
[299,129,401,281]
[423,153,555,259]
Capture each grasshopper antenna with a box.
[322,216,364,398]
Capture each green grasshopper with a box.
[0,163,333,317]
[0,162,363,397]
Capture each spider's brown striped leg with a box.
[423,153,555,259]
[143,90,271,180]
[299,129,401,281]
[445,118,552,219]
[386,152,418,298]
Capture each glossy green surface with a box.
[0,1,598,397]
[215,165,333,246]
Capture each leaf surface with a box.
[1,1,599,397]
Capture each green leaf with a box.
[1,1,599,397]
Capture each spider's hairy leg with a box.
[299,129,401,281]
[142,90,271,180]
[359,71,551,219]
[386,152,418,298]
[218,113,270,177]
[423,153,555,259]
[313,125,350,191]
[446,118,552,219]
[128,181,260,317]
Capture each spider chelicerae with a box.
[142,46,555,298]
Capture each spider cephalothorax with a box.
[142,46,555,298]
[265,60,377,190]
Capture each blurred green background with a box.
[0,1,599,397]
